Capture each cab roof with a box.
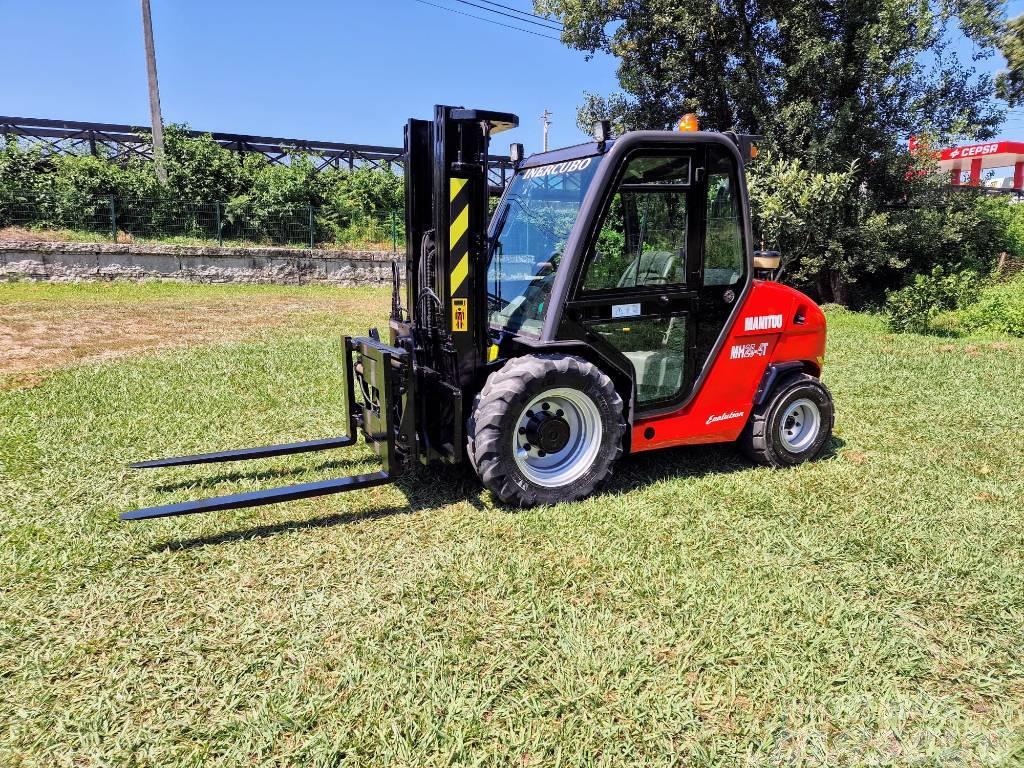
[517,130,758,170]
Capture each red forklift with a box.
[123,105,833,520]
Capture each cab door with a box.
[562,142,749,415]
[563,149,701,412]
[693,145,750,376]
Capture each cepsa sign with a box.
[940,143,1002,161]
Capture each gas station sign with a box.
[931,141,1024,190]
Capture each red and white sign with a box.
[930,141,1024,189]
[939,142,1024,162]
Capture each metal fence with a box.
[1,115,516,188]
[0,193,405,252]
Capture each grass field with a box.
[2,282,1023,766]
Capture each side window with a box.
[583,154,690,291]
[703,149,745,287]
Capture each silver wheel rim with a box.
[512,387,603,488]
[779,398,821,453]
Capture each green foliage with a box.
[949,275,1024,337]
[163,126,241,204]
[0,126,404,246]
[1000,196,1024,256]
[589,225,628,288]
[548,0,1008,305]
[704,174,743,271]
[884,267,982,333]
[747,149,1020,306]
[0,137,47,195]
[997,14,1024,105]
[746,154,857,288]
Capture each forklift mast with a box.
[393,106,518,464]
[124,106,519,521]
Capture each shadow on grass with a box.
[154,463,484,552]
[155,437,846,551]
[152,456,374,493]
[606,434,845,494]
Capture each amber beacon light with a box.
[676,113,699,132]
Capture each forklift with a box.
[123,105,833,520]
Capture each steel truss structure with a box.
[0,116,515,188]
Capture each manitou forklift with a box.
[123,105,833,520]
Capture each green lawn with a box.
[1,284,1023,766]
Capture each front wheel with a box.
[740,373,834,467]
[467,354,625,506]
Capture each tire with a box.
[467,354,626,506]
[740,373,834,467]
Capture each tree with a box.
[540,0,1008,304]
[997,14,1024,105]
[162,126,245,203]
[745,154,857,292]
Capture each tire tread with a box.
[467,354,625,506]
[740,372,834,467]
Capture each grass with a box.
[0,281,384,378]
[2,285,1024,766]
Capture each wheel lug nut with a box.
[518,427,526,435]
[526,410,533,417]
[537,450,546,457]
[523,443,532,451]
[556,409,564,417]
[542,402,550,411]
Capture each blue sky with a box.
[1,0,1023,155]
[0,0,619,153]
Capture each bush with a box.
[954,276,1024,337]
[1,127,406,247]
[746,153,856,295]
[883,268,981,334]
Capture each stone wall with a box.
[0,240,398,285]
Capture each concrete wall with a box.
[0,240,398,285]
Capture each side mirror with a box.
[753,250,781,280]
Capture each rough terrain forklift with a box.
[123,105,833,521]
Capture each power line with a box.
[408,0,561,39]
[471,0,563,28]
[446,0,562,30]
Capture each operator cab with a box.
[488,130,751,416]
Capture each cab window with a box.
[487,155,602,336]
[583,153,691,292]
[703,148,745,287]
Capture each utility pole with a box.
[141,0,167,184]
[541,109,552,152]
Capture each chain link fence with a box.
[0,192,405,252]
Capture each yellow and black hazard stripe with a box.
[449,176,471,333]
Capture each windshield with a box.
[487,155,602,336]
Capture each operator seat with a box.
[617,250,679,288]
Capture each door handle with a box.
[657,294,671,307]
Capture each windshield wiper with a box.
[488,203,512,260]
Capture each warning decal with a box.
[452,298,468,332]
[449,176,471,333]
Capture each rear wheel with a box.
[467,354,625,506]
[740,373,834,467]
